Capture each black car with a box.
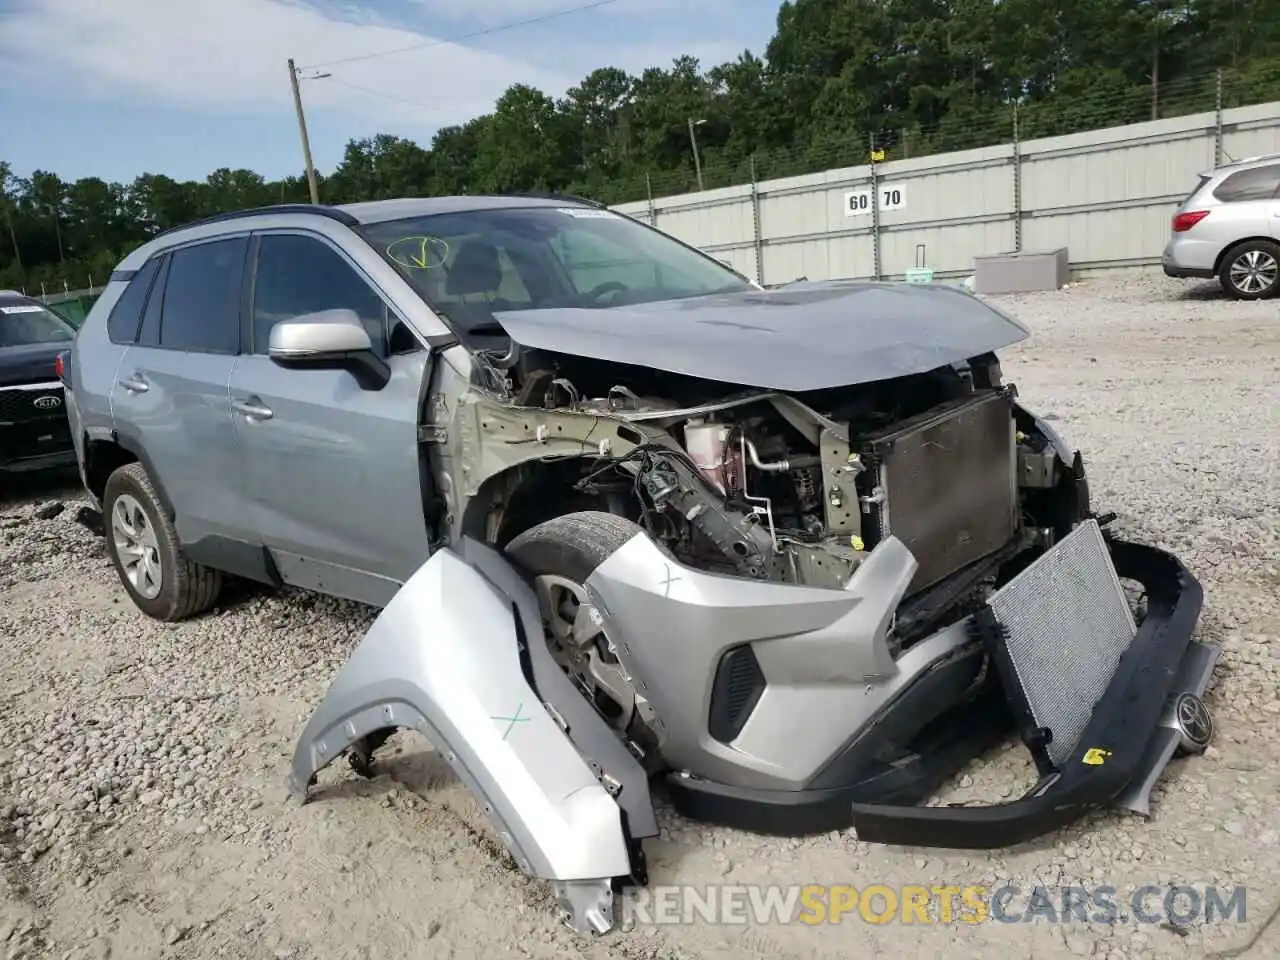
[0,291,77,475]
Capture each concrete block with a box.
[973,248,1070,294]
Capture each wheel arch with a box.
[459,458,636,549]
[83,434,138,506]
[1213,235,1279,274]
[97,429,177,521]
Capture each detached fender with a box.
[286,543,633,888]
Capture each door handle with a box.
[119,374,149,393]
[231,398,273,421]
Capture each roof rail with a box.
[149,203,359,242]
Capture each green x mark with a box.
[492,701,530,740]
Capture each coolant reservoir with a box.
[683,419,732,493]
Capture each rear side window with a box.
[137,256,171,347]
[106,258,161,344]
[157,237,247,353]
[1213,165,1280,203]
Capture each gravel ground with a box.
[1,268,1277,960]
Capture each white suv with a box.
[1162,153,1280,300]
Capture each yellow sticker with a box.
[1082,748,1112,766]
[850,535,865,551]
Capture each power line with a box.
[321,76,453,113]
[299,0,623,71]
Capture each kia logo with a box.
[33,395,61,410]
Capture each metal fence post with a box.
[869,134,882,280]
[1214,69,1224,166]
[1012,103,1023,253]
[645,173,656,226]
[750,155,764,286]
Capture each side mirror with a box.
[268,308,390,390]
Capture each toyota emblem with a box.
[1172,692,1213,753]
[33,395,62,410]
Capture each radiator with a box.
[856,390,1019,594]
[986,518,1136,768]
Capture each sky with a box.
[0,0,781,186]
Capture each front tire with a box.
[1218,239,1280,300]
[505,511,646,730]
[102,463,223,621]
[505,511,643,585]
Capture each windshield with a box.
[360,205,753,334]
[0,300,75,347]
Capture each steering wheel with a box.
[583,280,630,303]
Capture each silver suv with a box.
[1162,153,1280,299]
[63,196,1216,935]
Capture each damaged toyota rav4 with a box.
[67,196,1219,936]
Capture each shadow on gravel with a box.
[208,576,278,613]
[1172,281,1229,301]
[0,466,81,509]
[291,738,462,807]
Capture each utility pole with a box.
[687,118,706,192]
[288,58,321,205]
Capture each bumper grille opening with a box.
[984,519,1136,769]
[708,645,766,744]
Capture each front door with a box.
[110,235,250,549]
[227,229,432,607]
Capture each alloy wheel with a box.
[1229,249,1278,296]
[111,493,163,599]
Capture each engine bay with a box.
[483,346,1067,646]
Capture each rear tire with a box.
[1217,239,1280,300]
[102,463,223,621]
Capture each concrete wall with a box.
[612,102,1280,285]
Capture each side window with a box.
[106,258,161,344]
[1213,165,1280,203]
[157,237,247,353]
[252,234,389,356]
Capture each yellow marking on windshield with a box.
[386,236,449,270]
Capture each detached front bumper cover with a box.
[850,523,1216,848]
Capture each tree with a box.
[1,2,1277,292]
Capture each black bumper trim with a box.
[664,690,1010,836]
[1162,264,1215,279]
[849,535,1204,848]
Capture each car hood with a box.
[0,342,64,388]
[492,281,1030,391]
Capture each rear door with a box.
[227,229,431,606]
[112,235,251,547]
